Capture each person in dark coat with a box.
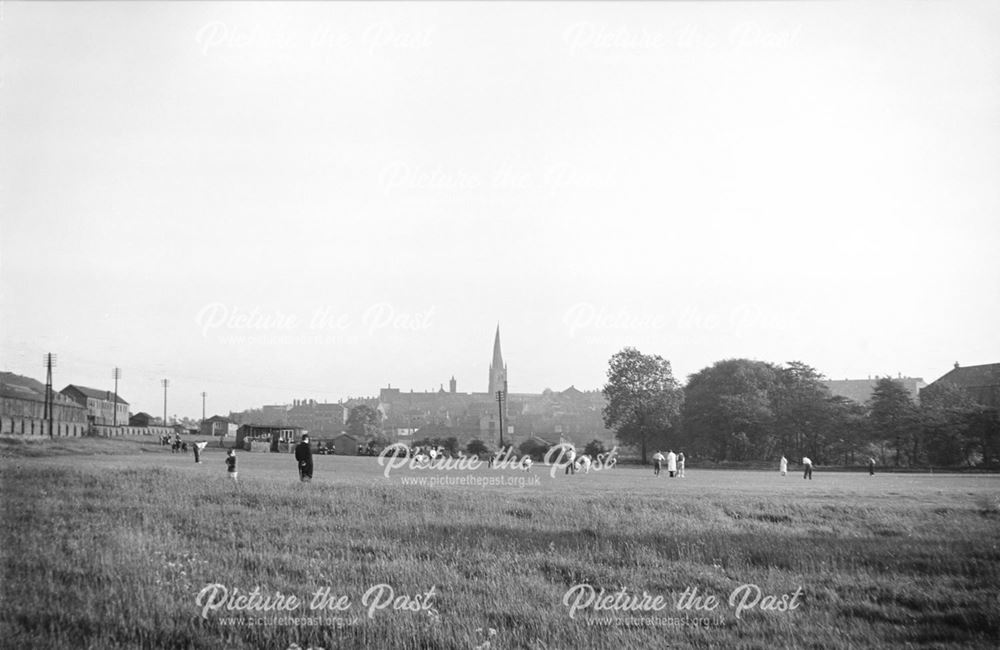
[295,434,314,482]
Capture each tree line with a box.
[602,348,999,468]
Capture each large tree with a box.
[868,378,919,466]
[771,361,835,461]
[681,359,779,461]
[919,382,980,466]
[602,347,684,464]
[346,404,383,441]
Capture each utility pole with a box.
[112,367,122,427]
[201,391,207,422]
[161,379,170,426]
[496,389,505,450]
[43,353,57,438]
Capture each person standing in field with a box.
[780,455,788,476]
[193,440,207,463]
[565,446,577,475]
[225,449,237,483]
[868,457,876,476]
[652,451,665,476]
[295,434,314,482]
[666,450,677,478]
[677,452,686,478]
[802,456,813,480]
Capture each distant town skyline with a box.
[2,2,998,418]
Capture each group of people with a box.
[162,433,210,463]
[778,455,878,479]
[561,447,617,474]
[651,450,685,478]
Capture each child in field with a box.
[677,452,685,478]
[780,455,788,476]
[868,457,876,477]
[193,440,207,463]
[802,456,813,480]
[225,449,237,483]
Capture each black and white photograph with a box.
[1,1,999,648]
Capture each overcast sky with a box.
[2,1,998,418]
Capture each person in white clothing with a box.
[565,447,577,475]
[802,456,813,480]
[780,455,788,476]
[677,452,685,478]
[666,450,677,478]
[193,440,208,464]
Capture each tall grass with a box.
[1,440,998,648]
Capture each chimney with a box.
[954,361,960,369]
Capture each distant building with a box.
[376,327,615,448]
[1,372,88,435]
[330,433,360,455]
[200,415,238,438]
[60,384,130,425]
[129,412,155,427]
[287,399,347,436]
[923,362,1000,409]
[235,424,306,452]
[823,376,926,404]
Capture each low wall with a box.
[0,417,178,438]
[92,425,175,437]
[0,416,89,437]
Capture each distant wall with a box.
[1,416,88,437]
[0,418,178,438]
[92,425,175,437]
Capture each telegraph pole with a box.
[161,379,170,426]
[496,389,505,450]
[112,367,122,427]
[43,353,57,438]
[201,391,207,422]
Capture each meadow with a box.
[1,436,999,649]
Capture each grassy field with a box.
[2,436,999,649]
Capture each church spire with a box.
[488,324,507,395]
[492,324,503,370]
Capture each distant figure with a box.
[565,447,577,475]
[652,451,665,476]
[780,456,788,476]
[225,449,237,483]
[868,457,876,477]
[521,457,533,471]
[666,450,677,478]
[181,442,188,453]
[578,454,592,474]
[677,452,686,478]
[193,440,208,463]
[802,456,813,480]
[295,434,314,482]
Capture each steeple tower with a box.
[488,324,508,395]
